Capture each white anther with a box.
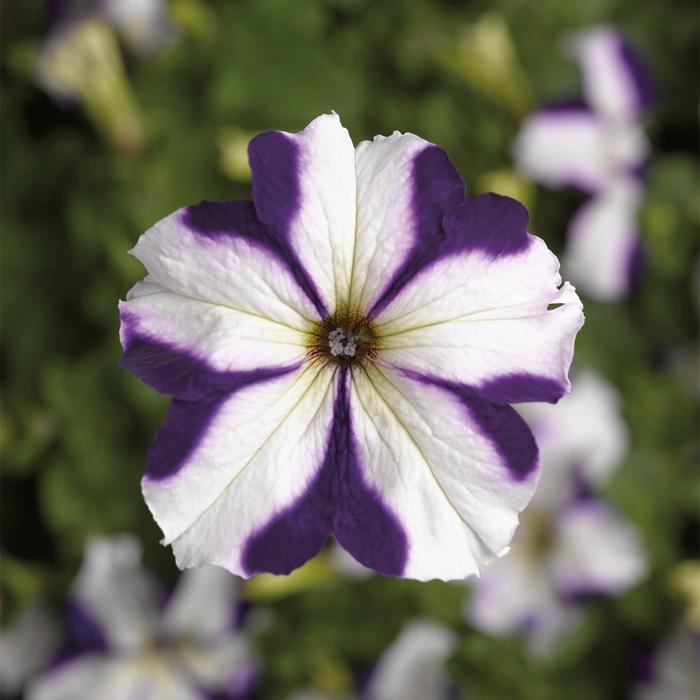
[328,327,358,358]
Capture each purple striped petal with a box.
[351,135,465,316]
[242,367,408,577]
[514,106,611,193]
[571,26,657,122]
[374,197,583,403]
[249,114,358,314]
[346,366,541,581]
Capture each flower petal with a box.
[514,106,612,192]
[351,133,465,315]
[242,366,409,578]
[467,548,555,634]
[375,195,584,404]
[145,365,338,576]
[0,603,61,696]
[523,368,629,507]
[367,619,457,700]
[347,366,540,581]
[563,179,643,301]
[130,199,323,326]
[248,113,357,314]
[119,279,306,396]
[550,500,648,597]
[70,536,162,653]
[570,27,656,123]
[161,565,240,640]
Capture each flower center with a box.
[308,316,377,366]
[328,327,358,357]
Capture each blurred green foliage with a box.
[1,0,698,698]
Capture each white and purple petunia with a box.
[514,26,656,301]
[467,369,648,654]
[118,113,584,582]
[27,535,256,700]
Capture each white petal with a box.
[161,565,239,640]
[71,535,161,653]
[28,656,203,700]
[375,236,583,400]
[144,365,337,576]
[348,366,540,581]
[367,619,457,700]
[522,368,629,506]
[636,628,700,700]
[248,113,357,312]
[569,27,654,123]
[563,179,642,301]
[514,108,611,192]
[550,500,648,596]
[130,201,321,330]
[0,603,60,695]
[350,132,464,313]
[120,279,307,374]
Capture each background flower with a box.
[467,370,648,655]
[26,535,256,700]
[514,26,656,301]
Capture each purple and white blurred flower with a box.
[635,627,700,700]
[291,619,457,700]
[27,535,256,700]
[467,369,647,654]
[118,113,584,582]
[515,27,656,300]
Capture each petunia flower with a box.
[27,535,256,700]
[289,618,457,700]
[514,26,656,301]
[467,369,647,654]
[119,112,584,582]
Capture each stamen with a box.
[328,327,357,358]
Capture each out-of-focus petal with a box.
[249,113,357,315]
[350,133,465,315]
[570,27,657,123]
[635,628,700,700]
[101,0,175,55]
[0,603,61,695]
[550,500,648,597]
[522,369,628,507]
[366,619,457,700]
[563,179,643,301]
[70,536,161,653]
[374,195,583,404]
[28,655,202,700]
[347,366,540,580]
[161,565,239,640]
[514,106,611,192]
